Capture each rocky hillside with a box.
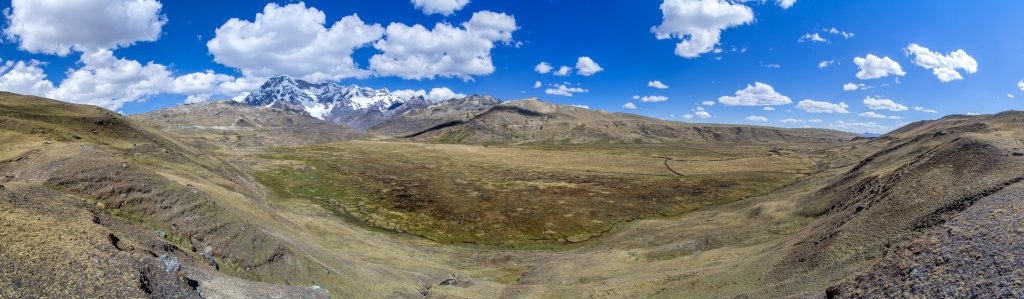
[370,94,501,135]
[130,100,357,149]
[242,75,430,129]
[410,98,858,144]
[764,111,1024,297]
[0,92,334,298]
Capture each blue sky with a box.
[1,0,1021,133]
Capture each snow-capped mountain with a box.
[242,75,430,129]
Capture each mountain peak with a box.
[241,76,426,129]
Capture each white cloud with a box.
[569,104,590,109]
[48,49,172,110]
[0,51,257,110]
[798,33,827,43]
[3,0,166,56]
[576,56,603,76]
[854,54,905,80]
[701,100,716,106]
[778,0,797,9]
[796,99,850,113]
[763,106,775,111]
[410,0,470,16]
[1008,94,1016,99]
[533,81,542,88]
[535,62,553,74]
[545,84,587,97]
[0,59,55,97]
[825,27,854,39]
[424,87,467,102]
[831,121,890,134]
[808,119,823,123]
[695,111,711,118]
[622,102,637,109]
[859,111,902,119]
[392,87,467,102]
[208,3,384,82]
[905,43,978,82]
[651,0,755,58]
[762,63,781,69]
[780,118,803,124]
[863,97,908,111]
[682,114,694,119]
[718,82,792,106]
[819,60,835,68]
[369,10,518,80]
[648,80,669,89]
[746,115,768,122]
[554,66,572,76]
[913,106,938,113]
[843,82,867,91]
[966,112,981,116]
[1018,80,1024,91]
[640,95,668,102]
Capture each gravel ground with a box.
[826,181,1024,297]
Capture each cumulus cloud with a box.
[533,81,542,88]
[913,106,938,113]
[535,62,553,74]
[746,115,768,122]
[622,102,637,109]
[695,111,711,118]
[545,84,587,97]
[831,121,890,134]
[1018,80,1024,91]
[854,54,905,80]
[819,60,834,68]
[778,0,797,9]
[649,80,669,89]
[410,0,470,16]
[860,111,902,119]
[798,33,827,43]
[47,49,173,110]
[701,100,716,106]
[169,70,258,102]
[392,87,467,102]
[0,50,256,110]
[0,59,55,96]
[553,66,572,76]
[651,0,754,58]
[0,0,257,109]
[796,99,850,113]
[3,0,166,56]
[763,106,775,111]
[639,95,668,102]
[576,56,603,76]
[825,27,854,39]
[370,11,518,80]
[780,118,803,124]
[905,43,978,82]
[843,82,867,91]
[718,82,792,106]
[208,3,384,82]
[863,97,908,111]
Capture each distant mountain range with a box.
[242,75,431,129]
[236,76,858,144]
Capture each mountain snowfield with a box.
[242,75,431,129]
